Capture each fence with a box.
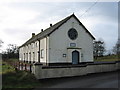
[11,62,32,72]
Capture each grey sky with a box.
[0,1,118,53]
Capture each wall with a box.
[32,62,120,79]
[39,37,47,63]
[34,41,39,62]
[19,35,50,64]
[49,17,94,63]
[19,40,39,63]
[19,16,94,64]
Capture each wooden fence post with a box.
[19,62,20,70]
[30,64,32,73]
[25,64,27,71]
[21,63,23,70]
[14,62,17,71]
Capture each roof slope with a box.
[20,14,95,48]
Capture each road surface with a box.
[35,70,119,88]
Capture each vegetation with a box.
[94,54,118,62]
[2,60,42,88]
[2,61,15,74]
[112,40,120,55]
[93,39,120,61]
[93,40,106,59]
[2,44,19,60]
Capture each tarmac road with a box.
[35,70,119,88]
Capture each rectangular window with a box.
[24,53,25,60]
[36,43,37,47]
[63,54,67,57]
[33,43,34,48]
[33,52,35,61]
[29,52,31,61]
[41,49,44,58]
[31,43,33,49]
[26,53,28,60]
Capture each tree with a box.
[6,44,18,54]
[93,40,106,59]
[2,44,19,59]
[112,39,120,55]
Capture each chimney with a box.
[32,33,35,37]
[50,23,52,27]
[41,29,43,32]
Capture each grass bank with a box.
[94,55,118,62]
[2,60,42,88]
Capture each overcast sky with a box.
[0,0,118,53]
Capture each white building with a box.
[19,14,95,65]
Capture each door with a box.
[72,51,79,64]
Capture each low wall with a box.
[32,61,120,79]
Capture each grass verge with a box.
[2,60,42,88]
[94,55,119,62]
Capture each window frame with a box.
[41,49,44,58]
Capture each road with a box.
[35,70,119,88]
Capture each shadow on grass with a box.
[2,70,42,88]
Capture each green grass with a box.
[94,55,118,62]
[2,61,15,74]
[0,60,2,74]
[2,60,42,88]
[2,71,41,88]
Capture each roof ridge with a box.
[19,13,95,48]
[20,14,74,47]
[37,14,73,35]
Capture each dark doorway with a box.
[72,51,79,64]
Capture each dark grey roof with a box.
[19,14,95,48]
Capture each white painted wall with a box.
[19,16,94,64]
[34,41,39,62]
[49,17,94,63]
[39,37,47,63]
[19,48,22,61]
[19,40,39,63]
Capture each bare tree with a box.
[3,44,19,59]
[93,40,106,59]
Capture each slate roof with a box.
[19,14,95,48]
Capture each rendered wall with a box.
[49,17,94,63]
[19,41,39,62]
[19,16,94,64]
[39,37,47,63]
[32,62,119,79]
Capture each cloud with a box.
[0,1,118,52]
[0,5,40,27]
[77,2,118,50]
[0,3,41,51]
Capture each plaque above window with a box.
[68,28,78,40]
[70,43,76,47]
